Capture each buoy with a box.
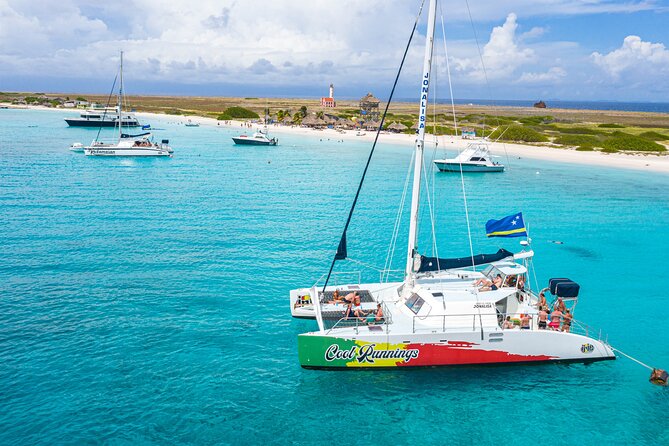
[549,240,564,245]
[650,369,668,386]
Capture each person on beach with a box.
[549,308,563,330]
[521,314,531,330]
[538,307,548,329]
[562,309,573,333]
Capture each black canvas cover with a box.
[121,132,151,138]
[416,248,514,273]
[335,232,347,260]
[555,281,580,298]
[549,278,571,295]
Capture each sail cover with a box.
[335,232,347,260]
[416,249,514,273]
[121,132,151,138]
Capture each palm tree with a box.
[276,109,285,121]
[316,111,324,120]
[300,105,307,116]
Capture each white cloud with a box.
[518,66,567,83]
[591,35,669,79]
[453,13,534,80]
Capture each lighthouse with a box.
[320,83,336,108]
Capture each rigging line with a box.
[322,0,427,293]
[383,151,415,282]
[347,257,384,273]
[95,72,119,143]
[610,347,654,371]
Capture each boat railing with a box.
[409,312,609,342]
[312,271,361,288]
[326,301,393,335]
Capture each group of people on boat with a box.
[329,290,384,325]
[501,291,574,331]
[473,274,525,292]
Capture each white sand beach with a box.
[142,111,669,174]
[5,104,669,174]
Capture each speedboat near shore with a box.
[434,141,504,172]
[232,127,277,146]
[289,0,614,370]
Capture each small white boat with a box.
[69,142,85,153]
[185,120,200,127]
[434,142,504,172]
[232,127,277,146]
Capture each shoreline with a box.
[5,103,669,174]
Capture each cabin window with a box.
[470,157,484,161]
[406,293,425,314]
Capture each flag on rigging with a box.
[485,212,527,238]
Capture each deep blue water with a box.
[1,109,668,445]
[394,98,669,114]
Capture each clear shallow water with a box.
[1,109,668,445]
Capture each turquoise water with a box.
[1,109,668,445]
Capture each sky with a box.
[1,0,668,102]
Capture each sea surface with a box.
[1,109,668,445]
[396,98,669,114]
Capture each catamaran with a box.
[434,141,504,172]
[77,52,172,157]
[290,0,615,369]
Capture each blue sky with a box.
[1,0,668,102]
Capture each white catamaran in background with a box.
[71,52,172,157]
[289,0,615,369]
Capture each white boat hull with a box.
[84,147,171,157]
[434,161,505,172]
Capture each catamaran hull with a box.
[84,148,171,157]
[298,331,615,369]
[434,162,504,172]
[231,137,276,146]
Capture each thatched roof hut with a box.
[301,114,325,127]
[364,120,381,131]
[387,122,408,133]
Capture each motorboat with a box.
[289,0,615,369]
[232,127,277,146]
[185,120,200,127]
[69,142,85,153]
[434,141,504,172]
[65,107,140,127]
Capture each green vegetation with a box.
[598,123,625,128]
[601,133,666,152]
[24,96,39,103]
[224,106,259,119]
[517,115,554,125]
[488,125,549,143]
[76,96,87,102]
[575,145,595,151]
[553,134,602,147]
[639,131,669,141]
[217,113,232,120]
[164,109,183,115]
[549,126,604,135]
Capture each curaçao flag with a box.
[485,212,527,238]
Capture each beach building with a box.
[359,92,380,122]
[320,84,336,108]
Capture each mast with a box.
[405,0,437,285]
[118,51,124,141]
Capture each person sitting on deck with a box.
[472,277,490,287]
[343,291,359,303]
[503,316,515,329]
[505,275,517,287]
[352,296,366,319]
[538,308,548,330]
[328,289,344,304]
[366,304,384,324]
[562,309,573,333]
[343,302,355,319]
[477,274,503,292]
[549,308,563,330]
[521,314,531,330]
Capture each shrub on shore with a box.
[575,145,595,151]
[639,131,669,141]
[598,123,625,128]
[488,125,549,143]
[217,113,232,120]
[601,133,666,152]
[554,134,602,147]
[224,106,259,119]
